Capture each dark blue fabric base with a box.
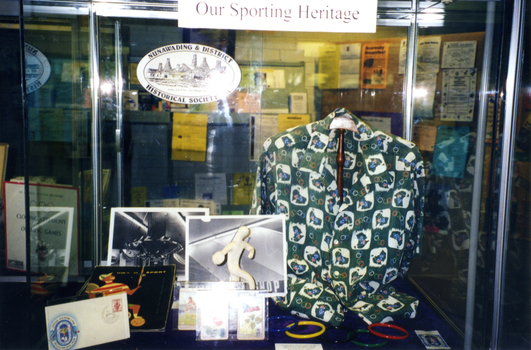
[95,278,464,349]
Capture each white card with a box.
[275,345,323,350]
[198,292,229,340]
[46,293,130,350]
[178,288,198,330]
[237,296,265,340]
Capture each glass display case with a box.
[1,0,530,348]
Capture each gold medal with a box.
[130,317,145,327]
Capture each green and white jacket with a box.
[250,108,425,325]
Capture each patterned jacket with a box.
[250,108,425,325]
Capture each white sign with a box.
[417,36,441,73]
[195,173,227,204]
[136,44,241,104]
[441,68,477,121]
[441,41,477,69]
[179,0,377,33]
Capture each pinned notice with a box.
[172,113,208,162]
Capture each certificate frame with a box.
[3,181,79,275]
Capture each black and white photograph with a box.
[186,215,287,296]
[107,208,208,279]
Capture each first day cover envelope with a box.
[45,293,130,350]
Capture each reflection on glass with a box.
[98,21,411,220]
[500,3,531,349]
[30,207,74,280]
[407,18,497,348]
[21,12,92,279]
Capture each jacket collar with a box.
[299,108,395,199]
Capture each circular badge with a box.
[50,316,78,350]
[102,305,119,325]
[136,44,241,104]
[25,43,51,93]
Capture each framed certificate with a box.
[3,181,79,277]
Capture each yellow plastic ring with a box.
[285,321,326,339]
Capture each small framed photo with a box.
[186,215,287,296]
[107,207,208,280]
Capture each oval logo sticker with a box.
[136,44,241,105]
[25,43,51,94]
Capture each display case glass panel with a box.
[22,6,92,277]
[496,1,531,348]
[406,5,505,348]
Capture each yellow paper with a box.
[172,113,208,161]
[318,44,340,89]
[232,173,256,205]
[172,136,208,152]
[131,187,147,207]
[174,113,208,126]
[172,125,208,148]
[130,63,140,85]
[171,150,206,162]
[278,114,311,133]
